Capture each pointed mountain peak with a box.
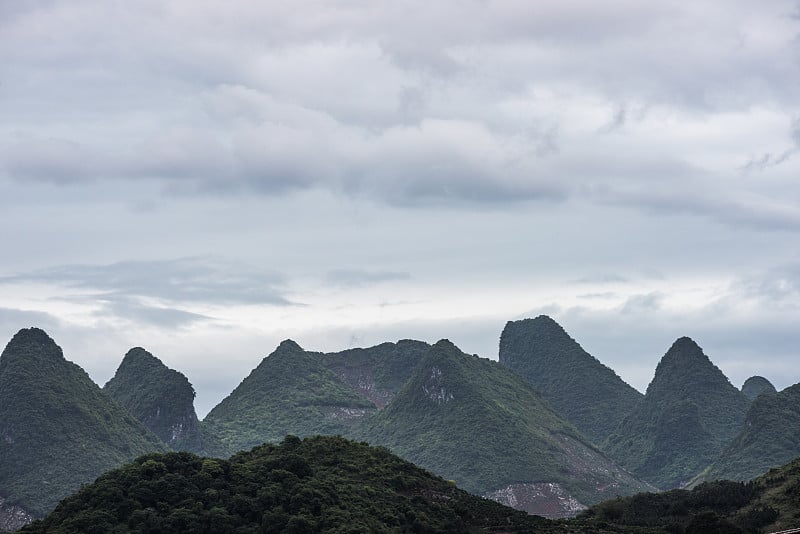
[499,315,583,367]
[118,347,165,369]
[741,376,777,400]
[1,327,64,365]
[653,337,714,376]
[498,314,643,444]
[275,339,304,353]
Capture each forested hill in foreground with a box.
[0,329,167,527]
[20,436,800,533]
[19,435,554,534]
[499,315,643,445]
[582,455,800,533]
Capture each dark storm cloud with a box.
[0,257,294,306]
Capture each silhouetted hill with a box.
[20,435,556,534]
[357,339,654,518]
[696,382,800,484]
[201,340,375,457]
[741,376,777,401]
[104,347,204,453]
[499,315,643,444]
[0,328,167,528]
[604,337,750,489]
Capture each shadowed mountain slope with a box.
[0,328,167,527]
[321,339,430,408]
[104,347,204,453]
[696,382,800,484]
[356,339,654,518]
[201,340,375,457]
[499,315,644,444]
[603,337,750,489]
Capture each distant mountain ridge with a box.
[104,347,204,453]
[499,315,643,444]
[696,381,800,484]
[201,340,376,457]
[355,339,654,517]
[0,328,167,529]
[321,339,430,408]
[603,337,750,489]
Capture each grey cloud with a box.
[735,264,800,303]
[91,296,212,329]
[0,307,60,334]
[0,0,799,232]
[326,269,411,288]
[572,274,629,284]
[0,257,294,306]
[620,292,664,314]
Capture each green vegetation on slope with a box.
[321,340,430,407]
[698,382,800,484]
[356,339,653,509]
[202,340,375,458]
[21,435,554,534]
[499,315,643,444]
[104,347,204,453]
[740,376,777,401]
[582,455,800,533]
[0,329,168,518]
[603,337,750,489]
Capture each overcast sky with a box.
[2,0,799,416]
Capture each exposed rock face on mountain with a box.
[741,375,777,401]
[0,328,167,525]
[104,347,203,453]
[603,337,750,489]
[202,340,376,457]
[0,496,33,532]
[499,315,643,444]
[321,340,430,408]
[357,339,655,518]
[697,382,800,484]
[21,435,555,534]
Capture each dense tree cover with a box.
[581,455,800,533]
[321,340,430,407]
[0,329,168,518]
[104,347,204,453]
[355,340,653,510]
[603,337,750,489]
[698,383,800,484]
[498,315,643,445]
[21,435,558,534]
[202,341,376,458]
[740,376,777,401]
